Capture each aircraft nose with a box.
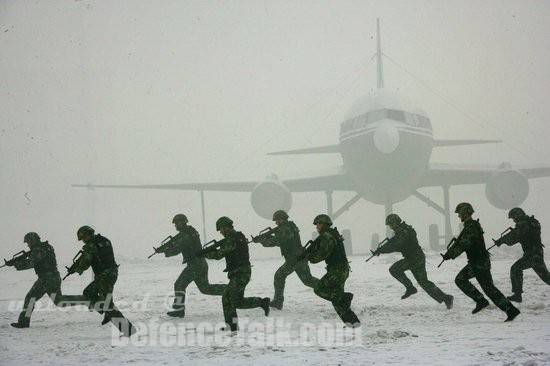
[373,123,400,153]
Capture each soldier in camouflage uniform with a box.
[253,210,319,310]
[442,203,520,321]
[67,225,135,336]
[372,214,454,308]
[155,214,226,318]
[198,217,269,331]
[493,207,550,302]
[9,232,80,328]
[303,214,360,327]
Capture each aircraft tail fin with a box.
[267,144,341,155]
[433,139,501,147]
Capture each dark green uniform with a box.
[376,222,451,304]
[258,221,319,308]
[497,215,550,296]
[202,229,268,331]
[13,241,67,326]
[306,227,359,326]
[444,218,519,317]
[161,225,226,312]
[70,234,130,328]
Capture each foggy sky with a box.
[1,0,549,262]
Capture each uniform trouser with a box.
[314,265,359,325]
[510,254,550,294]
[389,257,447,303]
[18,272,60,324]
[223,266,264,329]
[172,260,227,309]
[66,267,126,321]
[455,260,514,312]
[272,258,319,303]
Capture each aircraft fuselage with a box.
[339,90,433,204]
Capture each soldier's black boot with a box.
[507,293,522,303]
[472,298,490,314]
[269,298,283,310]
[11,315,30,329]
[343,292,354,310]
[167,308,186,318]
[443,295,454,310]
[342,310,361,328]
[401,287,417,300]
[505,306,520,322]
[261,297,270,316]
[11,321,30,329]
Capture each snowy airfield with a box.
[1,250,549,366]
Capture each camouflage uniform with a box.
[258,221,319,308]
[202,229,268,331]
[70,233,130,328]
[306,227,359,326]
[443,218,519,317]
[12,241,68,327]
[496,215,550,297]
[376,221,452,305]
[161,225,226,313]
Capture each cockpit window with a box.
[340,109,431,133]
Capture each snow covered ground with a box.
[1,251,549,365]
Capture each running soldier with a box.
[154,214,226,318]
[493,207,550,302]
[7,233,82,328]
[253,210,319,310]
[65,226,135,336]
[372,214,454,308]
[441,203,520,321]
[303,214,360,327]
[198,217,269,331]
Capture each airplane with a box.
[73,19,550,251]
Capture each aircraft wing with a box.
[280,166,354,192]
[420,162,550,187]
[72,166,354,193]
[72,181,259,192]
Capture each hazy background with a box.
[1,0,549,265]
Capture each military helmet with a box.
[77,225,95,240]
[508,207,526,220]
[172,214,188,224]
[313,214,332,226]
[455,202,474,216]
[24,232,40,244]
[385,214,402,226]
[272,210,289,221]
[215,216,233,230]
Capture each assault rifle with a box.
[487,227,513,251]
[365,238,389,263]
[196,239,226,257]
[63,250,83,280]
[251,227,278,243]
[147,235,176,259]
[0,250,30,269]
[438,237,457,268]
[296,239,315,261]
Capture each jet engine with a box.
[485,167,529,209]
[250,179,292,219]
